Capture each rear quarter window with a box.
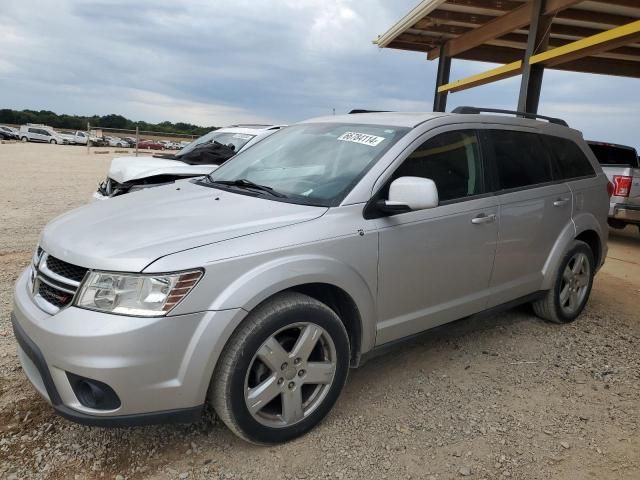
[543,136,596,180]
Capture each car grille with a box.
[44,255,88,283]
[30,251,89,313]
[38,281,74,308]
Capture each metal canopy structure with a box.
[375,0,640,113]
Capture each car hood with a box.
[40,180,327,272]
[108,156,219,183]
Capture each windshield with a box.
[177,131,256,157]
[207,123,409,206]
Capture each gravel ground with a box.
[1,143,638,480]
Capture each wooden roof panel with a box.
[376,0,640,78]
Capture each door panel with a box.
[372,128,498,346]
[488,183,572,307]
[376,197,499,345]
[482,128,573,307]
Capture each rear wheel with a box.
[210,292,350,444]
[532,240,594,324]
[21,136,28,142]
[49,139,57,144]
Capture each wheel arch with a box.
[541,213,606,290]
[573,210,607,270]
[289,283,363,367]
[207,254,377,361]
[575,229,602,268]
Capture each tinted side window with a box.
[543,136,595,180]
[392,130,484,202]
[487,130,552,190]
[28,128,37,133]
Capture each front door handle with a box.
[553,198,570,207]
[471,213,496,225]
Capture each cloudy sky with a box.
[1,0,638,148]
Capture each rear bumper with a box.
[609,203,640,224]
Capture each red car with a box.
[137,139,165,150]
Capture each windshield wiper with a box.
[208,178,288,198]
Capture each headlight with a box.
[75,270,203,317]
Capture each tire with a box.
[532,240,595,324]
[608,219,626,230]
[49,139,57,144]
[210,291,350,444]
[21,136,28,142]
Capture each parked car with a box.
[159,140,177,150]
[12,108,609,444]
[137,139,165,150]
[121,137,137,148]
[60,131,89,145]
[94,125,283,199]
[587,141,640,233]
[19,124,67,144]
[0,125,19,140]
[105,136,130,148]
[89,136,109,147]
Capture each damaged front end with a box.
[94,175,185,200]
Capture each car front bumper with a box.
[609,203,640,224]
[12,268,245,426]
[91,191,109,201]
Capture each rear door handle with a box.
[471,213,496,225]
[553,198,570,207]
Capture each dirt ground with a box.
[0,143,638,480]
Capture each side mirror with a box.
[377,177,439,214]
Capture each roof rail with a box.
[348,109,391,114]
[227,124,273,128]
[451,106,568,127]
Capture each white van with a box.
[19,124,67,144]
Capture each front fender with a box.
[210,254,378,354]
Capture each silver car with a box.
[12,110,609,444]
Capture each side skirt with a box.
[356,291,546,367]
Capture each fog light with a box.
[66,372,121,410]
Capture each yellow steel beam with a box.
[437,20,640,94]
[437,61,523,93]
[530,20,640,66]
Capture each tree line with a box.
[0,109,216,136]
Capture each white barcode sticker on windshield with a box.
[337,132,385,147]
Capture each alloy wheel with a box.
[244,322,337,428]
[559,252,590,315]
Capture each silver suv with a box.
[12,109,609,444]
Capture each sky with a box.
[0,0,638,148]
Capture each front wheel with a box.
[21,136,28,142]
[532,240,595,324]
[49,139,57,144]
[210,292,350,444]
